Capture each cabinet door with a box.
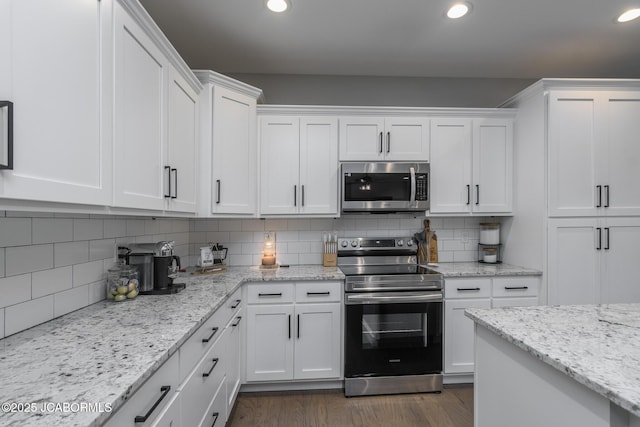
[299,117,339,215]
[259,116,300,215]
[226,313,242,415]
[602,93,640,216]
[547,219,600,305]
[166,68,198,213]
[601,218,640,304]
[0,0,111,206]
[212,86,257,215]
[384,117,430,161]
[430,119,472,213]
[113,3,167,210]
[338,117,385,161]
[444,298,491,374]
[294,303,341,380]
[547,91,603,217]
[245,305,294,382]
[473,119,513,213]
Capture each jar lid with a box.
[480,222,500,227]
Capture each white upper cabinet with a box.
[430,117,513,214]
[548,90,640,217]
[339,116,429,161]
[260,113,339,216]
[194,71,261,217]
[166,69,198,213]
[112,1,200,213]
[113,2,168,211]
[0,0,112,206]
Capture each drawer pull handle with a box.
[258,292,282,297]
[307,291,330,296]
[203,358,219,377]
[504,286,529,290]
[202,327,219,343]
[134,385,171,423]
[211,411,220,426]
[456,287,481,291]
[231,299,241,309]
[232,316,242,327]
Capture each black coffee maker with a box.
[119,241,185,295]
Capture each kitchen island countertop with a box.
[0,265,344,427]
[466,303,640,418]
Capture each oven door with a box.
[344,292,443,378]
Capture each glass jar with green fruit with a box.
[106,265,139,302]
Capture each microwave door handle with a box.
[410,167,416,203]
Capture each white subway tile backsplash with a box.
[206,231,230,244]
[32,218,73,244]
[241,242,263,254]
[241,220,265,232]
[0,274,31,308]
[73,260,105,287]
[126,219,146,236]
[228,254,253,266]
[54,285,89,318]
[89,281,106,304]
[443,217,466,228]
[288,242,311,254]
[307,219,334,231]
[229,231,253,243]
[277,253,299,265]
[32,266,72,298]
[5,295,54,336]
[89,239,116,261]
[193,219,219,232]
[6,244,54,276]
[74,219,103,241]
[286,219,311,231]
[104,219,127,239]
[264,219,288,231]
[218,219,242,232]
[276,231,299,242]
[171,220,190,233]
[299,253,321,265]
[0,218,32,247]
[54,241,89,267]
[0,248,4,277]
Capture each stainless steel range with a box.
[338,236,444,397]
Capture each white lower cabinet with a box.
[103,352,180,427]
[444,278,491,375]
[444,275,540,376]
[245,281,342,383]
[104,288,243,427]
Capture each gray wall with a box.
[230,74,536,107]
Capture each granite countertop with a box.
[0,265,344,427]
[428,261,541,277]
[466,304,640,417]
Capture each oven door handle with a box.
[345,292,442,305]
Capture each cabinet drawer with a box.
[221,287,243,321]
[295,281,342,303]
[492,277,539,298]
[247,282,295,304]
[103,352,179,427]
[179,304,227,383]
[445,278,491,299]
[199,377,227,427]
[181,328,227,427]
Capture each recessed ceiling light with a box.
[617,8,640,23]
[266,0,289,13]
[447,2,471,19]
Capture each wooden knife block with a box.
[323,252,337,267]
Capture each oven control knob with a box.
[396,240,404,247]
[406,239,413,247]
[341,240,348,248]
[350,240,358,248]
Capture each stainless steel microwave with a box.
[341,162,429,213]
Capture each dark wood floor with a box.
[227,385,473,427]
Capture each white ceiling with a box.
[139,0,640,79]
